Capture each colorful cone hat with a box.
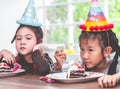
[16,0,42,27]
[79,0,114,32]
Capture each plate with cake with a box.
[0,61,25,77]
[46,64,104,83]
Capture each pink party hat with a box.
[79,0,114,32]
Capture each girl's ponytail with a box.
[108,52,118,75]
[108,30,120,75]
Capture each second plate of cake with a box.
[46,72,104,83]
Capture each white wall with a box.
[0,0,28,54]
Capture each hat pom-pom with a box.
[90,26,94,31]
[99,26,104,31]
[79,24,86,31]
[108,24,114,29]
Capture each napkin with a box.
[12,63,21,72]
[39,76,55,83]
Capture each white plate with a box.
[0,69,25,78]
[46,72,104,83]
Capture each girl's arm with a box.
[0,51,2,59]
[32,50,52,75]
[32,43,52,75]
[51,49,66,72]
[0,51,2,61]
[98,73,120,88]
[0,49,16,64]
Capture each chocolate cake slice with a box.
[0,62,12,72]
[67,63,87,78]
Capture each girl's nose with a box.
[83,52,89,59]
[20,39,26,45]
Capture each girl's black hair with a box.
[11,25,43,44]
[79,30,120,75]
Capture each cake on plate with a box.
[0,62,12,72]
[0,61,21,72]
[67,63,87,78]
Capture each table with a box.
[0,73,120,89]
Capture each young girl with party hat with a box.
[51,0,120,87]
[0,0,53,75]
[79,30,120,88]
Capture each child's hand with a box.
[0,49,16,64]
[98,73,120,88]
[33,43,43,53]
[53,49,66,71]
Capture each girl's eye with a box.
[16,38,21,40]
[26,37,32,40]
[80,48,84,51]
[88,49,94,52]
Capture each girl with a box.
[51,30,120,88]
[0,25,53,75]
[79,30,120,88]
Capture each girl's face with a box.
[80,38,105,69]
[15,26,37,56]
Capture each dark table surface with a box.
[0,73,120,89]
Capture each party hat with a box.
[79,0,114,32]
[16,0,42,27]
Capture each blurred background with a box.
[0,0,120,58]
